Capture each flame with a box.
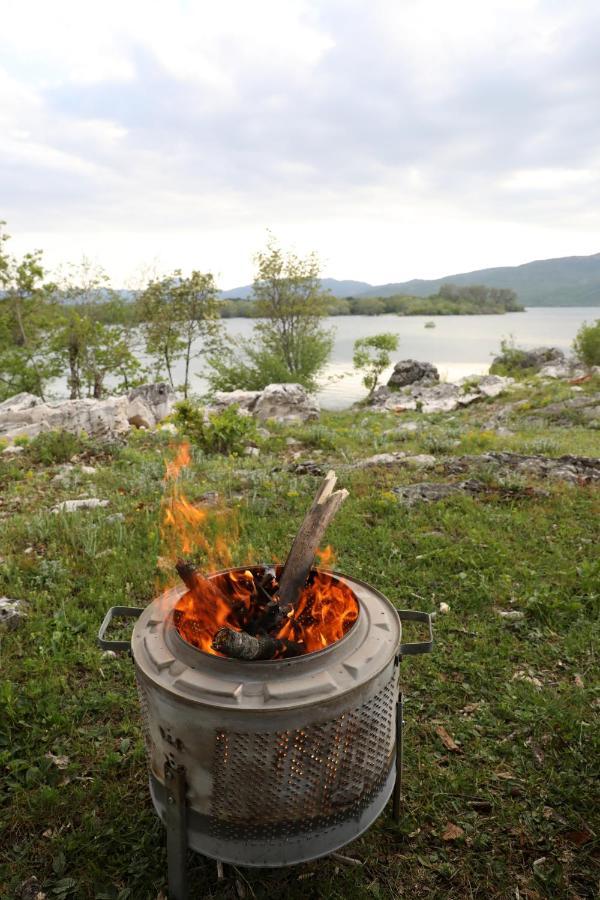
[315,545,336,567]
[159,443,358,658]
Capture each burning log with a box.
[212,627,303,661]
[175,558,205,592]
[277,470,348,613]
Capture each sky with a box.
[1,0,599,289]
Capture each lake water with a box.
[49,307,600,410]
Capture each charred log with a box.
[212,627,303,661]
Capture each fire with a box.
[160,443,358,658]
[174,566,359,658]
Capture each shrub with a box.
[26,430,86,465]
[573,319,600,368]
[489,338,537,377]
[173,400,258,455]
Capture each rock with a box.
[439,602,450,614]
[392,480,485,506]
[0,392,44,413]
[288,461,326,476]
[159,422,178,435]
[403,454,437,468]
[126,383,176,428]
[490,345,565,374]
[198,491,220,505]
[105,512,125,523]
[530,394,600,425]
[388,359,440,388]
[0,596,27,629]
[15,876,47,900]
[211,390,262,414]
[52,498,110,513]
[244,445,260,457]
[101,650,118,660]
[253,383,319,422]
[495,609,525,621]
[211,384,319,422]
[473,374,514,398]
[353,452,407,468]
[79,465,96,475]
[0,383,174,444]
[396,420,420,433]
[286,437,301,446]
[445,451,600,484]
[2,444,24,454]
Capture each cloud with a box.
[1,0,599,284]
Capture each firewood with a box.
[277,470,348,612]
[212,627,303,661]
[175,558,204,592]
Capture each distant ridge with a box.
[220,277,372,299]
[221,252,600,307]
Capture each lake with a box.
[49,307,600,409]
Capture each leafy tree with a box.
[573,319,600,368]
[53,259,144,398]
[139,270,221,397]
[353,333,399,398]
[0,221,61,400]
[206,235,333,392]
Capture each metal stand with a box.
[165,761,189,900]
[392,692,404,823]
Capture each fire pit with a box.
[98,470,433,898]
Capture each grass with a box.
[1,377,599,899]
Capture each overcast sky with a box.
[1,0,599,288]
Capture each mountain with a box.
[220,278,373,299]
[359,253,600,307]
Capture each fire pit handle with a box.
[98,606,143,651]
[397,610,433,656]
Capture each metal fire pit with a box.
[98,567,432,899]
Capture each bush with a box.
[489,338,536,377]
[573,319,600,367]
[173,400,258,455]
[25,430,87,465]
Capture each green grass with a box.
[1,383,599,899]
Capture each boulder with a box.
[126,383,175,428]
[52,498,110,513]
[211,383,319,422]
[388,359,439,388]
[0,597,27,630]
[0,383,175,444]
[490,345,565,374]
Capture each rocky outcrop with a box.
[444,451,600,484]
[490,345,566,374]
[388,359,439,388]
[0,383,175,444]
[211,383,319,422]
[370,374,513,414]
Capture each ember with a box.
[161,445,357,660]
[173,564,359,658]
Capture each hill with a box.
[360,253,600,307]
[220,278,372,299]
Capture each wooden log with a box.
[175,558,204,592]
[212,627,303,661]
[277,470,348,611]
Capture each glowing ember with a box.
[173,565,359,658]
[160,444,357,659]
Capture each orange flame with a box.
[160,443,358,658]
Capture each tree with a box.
[353,332,399,398]
[573,319,600,368]
[206,235,333,392]
[53,259,144,399]
[139,270,221,397]
[0,221,61,401]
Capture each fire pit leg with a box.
[164,761,188,900]
[392,692,404,824]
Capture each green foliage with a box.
[573,318,600,367]
[206,235,333,392]
[25,430,87,465]
[138,269,222,397]
[52,260,145,399]
[489,337,537,377]
[173,400,258,455]
[353,332,399,397]
[0,221,62,400]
